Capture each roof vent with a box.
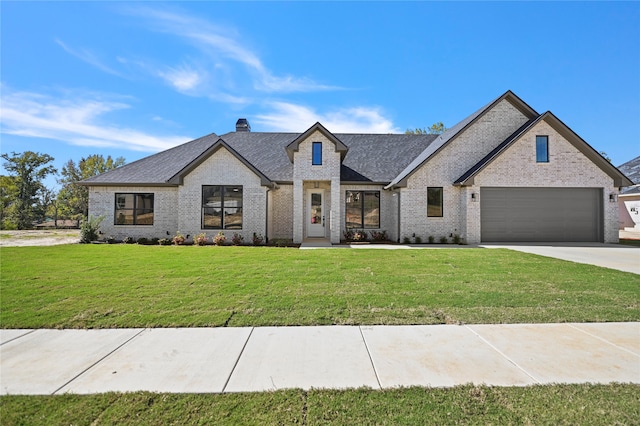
[236,118,251,132]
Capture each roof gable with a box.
[455,111,634,187]
[385,90,538,189]
[285,122,349,162]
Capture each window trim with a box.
[114,193,154,226]
[312,141,322,165]
[536,135,549,163]
[345,190,380,229]
[427,187,443,218]
[201,185,243,230]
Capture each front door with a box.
[307,190,325,237]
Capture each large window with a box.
[202,185,243,229]
[115,193,154,225]
[312,142,322,165]
[346,191,380,228]
[427,187,443,217]
[536,135,549,163]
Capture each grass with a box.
[619,238,640,247]
[1,245,638,328]
[1,384,638,425]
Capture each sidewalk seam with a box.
[221,327,254,393]
[359,326,382,390]
[51,328,147,395]
[0,329,37,346]
[567,324,640,357]
[464,325,541,384]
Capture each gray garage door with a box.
[480,187,603,242]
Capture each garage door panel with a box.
[480,188,602,242]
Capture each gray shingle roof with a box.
[618,155,640,185]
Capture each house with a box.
[81,90,633,244]
[617,155,640,230]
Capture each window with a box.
[345,191,380,228]
[536,135,549,162]
[427,187,443,217]
[114,193,154,225]
[312,142,322,165]
[202,185,243,229]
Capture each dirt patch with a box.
[0,230,80,247]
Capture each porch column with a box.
[330,177,341,244]
[292,179,304,244]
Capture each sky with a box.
[1,1,639,189]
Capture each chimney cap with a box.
[236,118,251,132]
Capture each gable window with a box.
[536,135,549,163]
[115,193,154,225]
[202,185,243,229]
[312,142,322,165]
[427,187,443,217]
[346,191,380,228]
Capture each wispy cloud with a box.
[55,39,123,77]
[255,102,400,133]
[0,88,190,152]
[157,64,204,92]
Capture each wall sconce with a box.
[471,192,478,202]
[609,193,618,202]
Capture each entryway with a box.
[307,189,325,238]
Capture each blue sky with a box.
[1,1,639,189]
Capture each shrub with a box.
[213,231,226,246]
[231,233,244,245]
[428,235,435,244]
[123,236,137,244]
[172,232,185,245]
[414,236,422,244]
[439,236,448,244]
[79,215,104,244]
[194,233,208,246]
[137,237,149,245]
[369,230,388,242]
[343,229,354,241]
[252,232,264,246]
[105,236,115,244]
[402,236,411,244]
[158,238,172,246]
[452,234,461,244]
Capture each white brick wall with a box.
[401,99,529,242]
[88,185,178,240]
[178,147,267,242]
[269,184,293,240]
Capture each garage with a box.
[480,187,603,242]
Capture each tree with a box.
[405,122,447,135]
[599,151,612,163]
[0,151,57,229]
[0,175,19,229]
[57,154,125,221]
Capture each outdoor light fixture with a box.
[609,193,618,202]
[471,192,478,202]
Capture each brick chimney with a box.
[235,118,251,132]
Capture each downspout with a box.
[396,188,401,243]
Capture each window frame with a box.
[114,193,154,225]
[427,187,444,217]
[312,142,322,165]
[201,185,243,230]
[345,190,380,229]
[536,135,549,163]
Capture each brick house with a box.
[81,91,632,244]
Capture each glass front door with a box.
[307,190,325,237]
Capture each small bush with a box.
[252,232,264,246]
[452,234,461,244]
[369,230,388,242]
[213,231,226,246]
[172,232,185,245]
[194,233,208,246]
[79,215,104,244]
[414,236,422,244]
[105,236,115,244]
[439,236,448,244]
[158,238,172,246]
[123,236,137,244]
[270,238,290,247]
[343,229,354,241]
[231,233,244,245]
[402,236,411,244]
[428,235,435,244]
[137,237,149,245]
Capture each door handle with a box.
[322,215,325,227]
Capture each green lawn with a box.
[1,384,638,425]
[1,245,638,328]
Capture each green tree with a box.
[405,122,447,135]
[0,175,19,229]
[57,155,125,221]
[0,151,57,229]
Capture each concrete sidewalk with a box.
[1,323,638,395]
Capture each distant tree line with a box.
[0,151,125,230]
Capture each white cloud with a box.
[157,64,204,92]
[55,39,123,77]
[254,102,400,133]
[0,89,191,152]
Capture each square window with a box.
[345,190,380,229]
[427,187,443,217]
[312,142,322,165]
[202,185,243,229]
[536,135,549,163]
[114,193,154,225]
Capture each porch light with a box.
[609,193,618,202]
[471,192,478,202]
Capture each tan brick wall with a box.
[88,185,178,240]
[178,147,267,242]
[402,99,529,242]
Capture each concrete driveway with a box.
[481,243,640,274]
